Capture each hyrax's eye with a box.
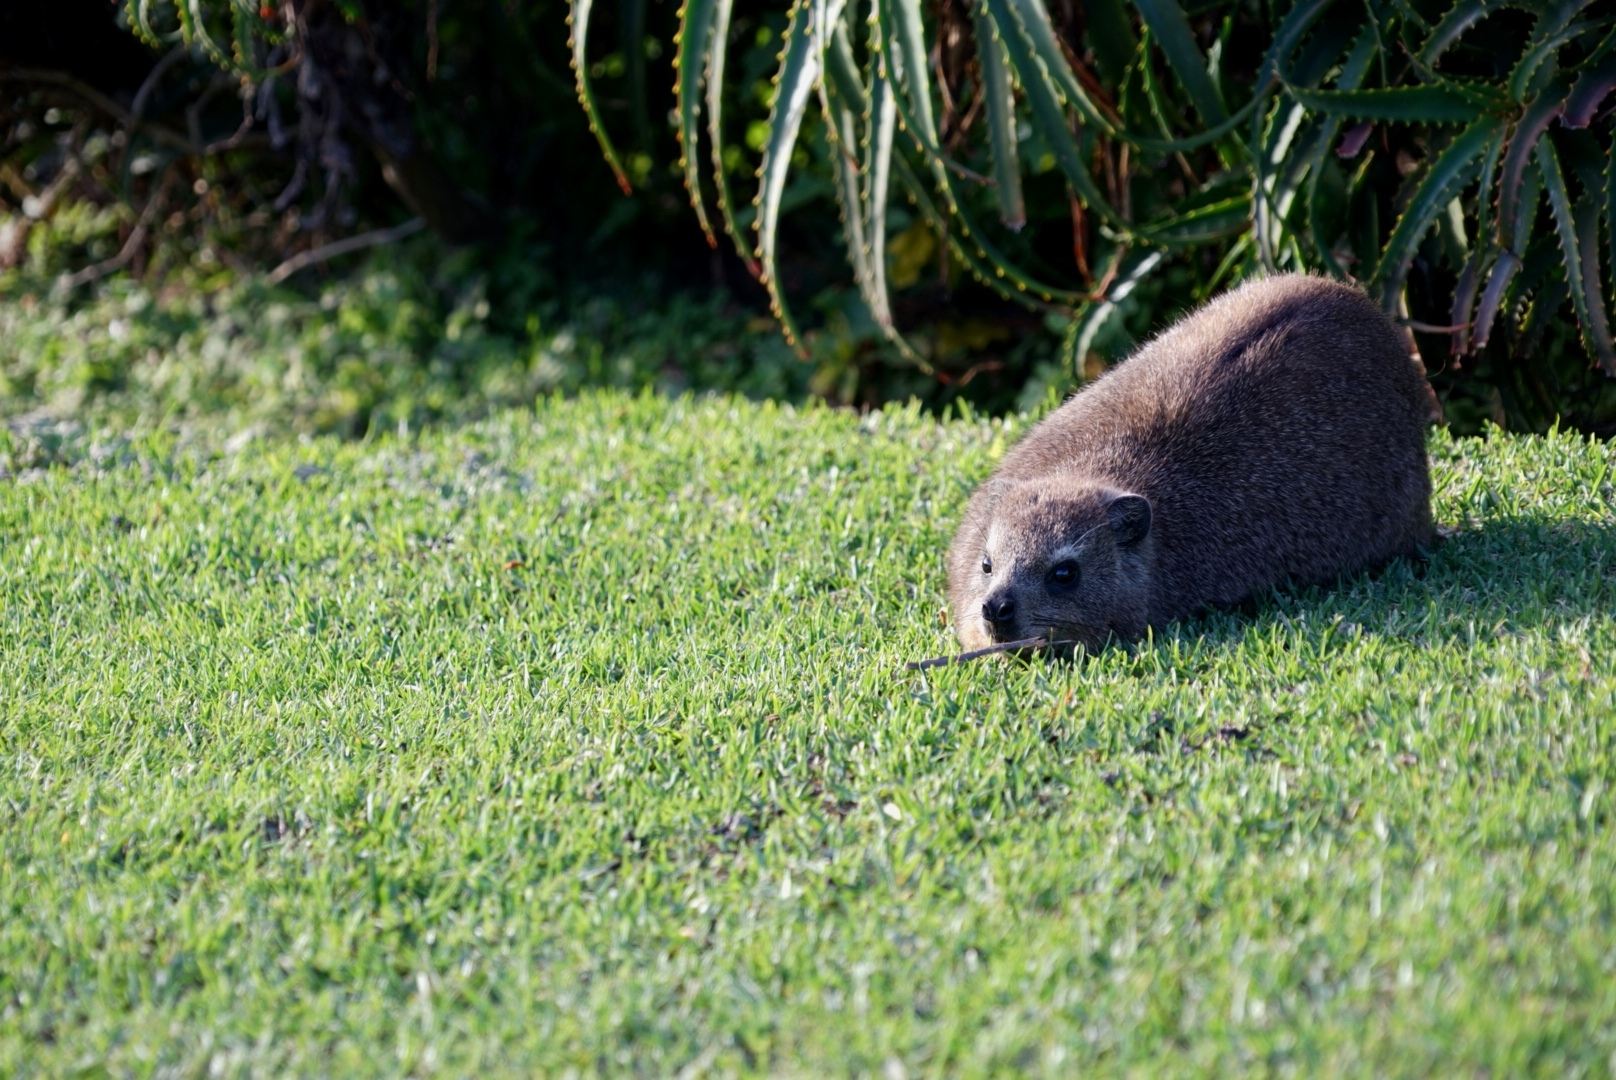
[981,556,993,575]
[1049,561,1079,587]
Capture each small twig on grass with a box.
[265,217,425,285]
[905,636,1079,671]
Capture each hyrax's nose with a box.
[982,594,1016,626]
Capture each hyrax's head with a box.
[947,477,1155,654]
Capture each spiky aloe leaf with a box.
[675,0,720,244]
[1574,191,1616,373]
[998,0,1295,158]
[973,0,1025,230]
[1508,20,1601,102]
[1563,52,1616,127]
[1254,88,1313,269]
[1421,0,1499,65]
[1539,137,1616,372]
[822,21,915,359]
[1132,0,1228,126]
[874,0,1085,303]
[977,0,1127,233]
[1068,249,1167,374]
[569,0,632,195]
[1472,249,1520,350]
[1001,0,1115,133]
[823,77,870,314]
[885,0,937,146]
[175,0,233,69]
[829,8,1078,312]
[1373,118,1502,306]
[864,70,898,329]
[1257,0,1338,85]
[1145,195,1254,243]
[1609,131,1616,314]
[1085,0,1137,86]
[1504,231,1563,316]
[705,0,759,277]
[1302,23,1378,277]
[1283,84,1493,123]
[1496,89,1565,250]
[755,0,846,355]
[887,141,1083,309]
[1450,135,1503,354]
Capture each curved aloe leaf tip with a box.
[569,0,633,195]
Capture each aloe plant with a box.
[573,0,1616,379]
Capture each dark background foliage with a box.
[2,0,1614,435]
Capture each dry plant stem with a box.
[1402,319,1471,333]
[1070,194,1092,284]
[59,168,177,289]
[905,636,1079,671]
[264,217,425,285]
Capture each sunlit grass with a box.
[2,392,1614,1075]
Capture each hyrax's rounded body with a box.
[947,274,1435,652]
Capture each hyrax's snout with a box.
[982,592,1017,633]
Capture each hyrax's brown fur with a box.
[947,274,1434,653]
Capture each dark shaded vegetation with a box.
[2,0,1615,435]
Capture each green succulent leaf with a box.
[1497,89,1567,250]
[569,0,633,195]
[1002,0,1117,134]
[864,69,898,330]
[1563,52,1616,127]
[1450,135,1503,353]
[1575,190,1616,374]
[1421,0,1505,65]
[1472,249,1521,350]
[973,0,1026,231]
[1508,20,1601,103]
[1145,195,1254,244]
[705,0,759,276]
[755,0,846,355]
[978,0,1129,233]
[1303,22,1379,277]
[1282,84,1495,124]
[675,0,720,244]
[1133,0,1228,126]
[1538,137,1615,372]
[1373,118,1503,305]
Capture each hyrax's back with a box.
[1005,273,1433,623]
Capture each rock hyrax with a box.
[947,273,1435,653]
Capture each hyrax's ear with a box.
[1105,493,1152,546]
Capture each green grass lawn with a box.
[3,391,1615,1076]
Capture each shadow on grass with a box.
[1171,514,1616,655]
